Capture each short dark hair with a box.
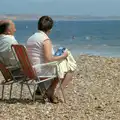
[0,22,10,34]
[38,16,53,32]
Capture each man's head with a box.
[0,21,10,34]
[0,20,16,35]
[38,16,53,34]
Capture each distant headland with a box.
[0,14,120,21]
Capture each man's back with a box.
[0,35,18,66]
[0,20,18,66]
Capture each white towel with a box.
[57,49,77,78]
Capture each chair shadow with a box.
[0,98,46,104]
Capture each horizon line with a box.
[0,14,120,17]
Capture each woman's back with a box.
[26,31,49,65]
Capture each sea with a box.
[14,20,120,57]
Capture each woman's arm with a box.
[43,39,68,62]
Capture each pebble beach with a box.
[0,54,120,120]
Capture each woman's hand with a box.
[62,51,68,58]
[43,39,68,62]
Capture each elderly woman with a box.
[26,16,73,103]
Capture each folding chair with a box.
[0,63,22,100]
[11,44,66,102]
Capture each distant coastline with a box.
[1,14,120,21]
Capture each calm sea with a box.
[14,20,120,57]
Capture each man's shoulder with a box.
[0,35,18,44]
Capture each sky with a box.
[0,0,120,16]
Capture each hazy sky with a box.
[0,0,120,16]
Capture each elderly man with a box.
[0,20,18,66]
[0,20,43,96]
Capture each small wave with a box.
[102,44,108,47]
[84,35,101,40]
[25,26,28,28]
[85,36,91,40]
[107,44,120,47]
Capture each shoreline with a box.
[74,53,120,59]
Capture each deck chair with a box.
[0,63,23,100]
[11,44,66,102]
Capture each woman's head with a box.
[38,16,53,33]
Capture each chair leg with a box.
[20,83,23,99]
[26,84,33,99]
[1,85,4,100]
[9,83,13,100]
[33,84,36,102]
[38,84,45,95]
[38,85,46,103]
